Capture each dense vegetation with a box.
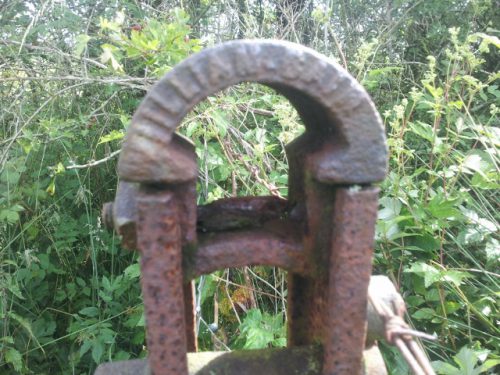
[0,1,498,374]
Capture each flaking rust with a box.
[98,40,388,375]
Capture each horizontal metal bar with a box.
[94,345,387,375]
[185,222,307,280]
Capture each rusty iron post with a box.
[136,188,188,374]
[323,187,379,373]
[96,40,388,375]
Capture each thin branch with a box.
[328,26,348,70]
[1,39,108,69]
[0,75,154,87]
[0,82,90,171]
[17,0,50,55]
[66,149,121,170]
[236,104,274,117]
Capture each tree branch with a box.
[66,149,121,170]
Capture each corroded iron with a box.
[97,39,388,375]
[94,345,387,375]
[117,41,386,184]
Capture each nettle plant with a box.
[374,29,499,373]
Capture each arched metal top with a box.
[118,40,387,185]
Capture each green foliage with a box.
[0,1,498,374]
[373,28,499,373]
[0,5,199,374]
[432,346,500,375]
[97,9,201,76]
[235,309,286,349]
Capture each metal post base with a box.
[95,345,387,375]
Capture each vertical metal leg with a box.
[286,154,337,347]
[136,189,188,375]
[323,187,379,375]
[184,281,198,352]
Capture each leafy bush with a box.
[1,2,498,374]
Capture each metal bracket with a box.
[97,40,388,375]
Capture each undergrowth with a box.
[0,4,498,375]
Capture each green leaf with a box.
[0,336,14,344]
[99,16,122,32]
[433,345,499,375]
[102,276,112,291]
[0,170,21,184]
[444,301,461,314]
[91,340,104,363]
[114,350,131,361]
[409,121,435,142]
[378,197,402,220]
[124,263,141,279]
[238,309,283,349]
[471,171,500,189]
[137,312,145,327]
[80,340,92,357]
[479,359,500,372]
[98,129,125,144]
[408,233,440,252]
[5,274,24,299]
[463,154,484,174]
[46,178,56,196]
[32,317,56,338]
[442,270,470,287]
[5,348,23,372]
[484,239,500,263]
[100,44,123,72]
[124,308,144,328]
[79,307,99,317]
[199,274,217,306]
[412,307,435,320]
[212,111,228,137]
[423,83,444,99]
[432,360,460,374]
[458,226,485,245]
[473,33,500,53]
[74,34,91,56]
[427,195,462,220]
[454,346,478,373]
[406,262,441,287]
[272,337,287,347]
[0,208,20,223]
[9,312,36,343]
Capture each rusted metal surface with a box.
[135,188,189,374]
[103,186,290,250]
[197,196,288,232]
[285,159,337,348]
[118,40,386,185]
[98,39,388,375]
[323,187,379,374]
[102,182,138,250]
[95,345,387,375]
[189,224,307,280]
[184,281,198,352]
